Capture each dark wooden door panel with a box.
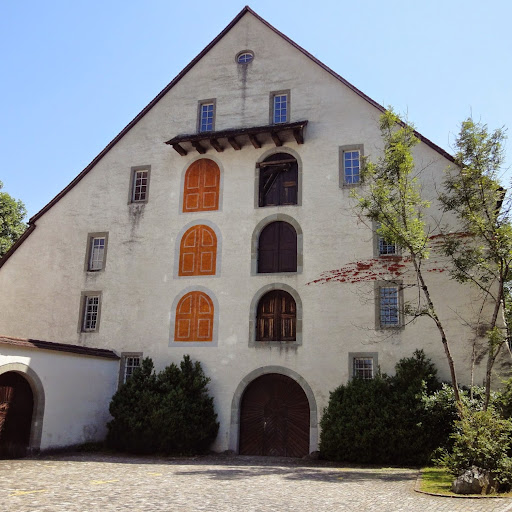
[0,372,33,458]
[240,374,309,457]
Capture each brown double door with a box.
[0,372,34,458]
[239,374,310,458]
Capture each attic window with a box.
[236,51,254,64]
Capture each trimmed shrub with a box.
[107,355,219,454]
[439,407,512,490]
[320,350,444,465]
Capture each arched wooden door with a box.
[239,373,309,457]
[0,372,34,458]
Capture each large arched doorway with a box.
[239,373,310,457]
[0,372,34,458]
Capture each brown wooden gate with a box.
[239,373,309,457]
[0,372,34,458]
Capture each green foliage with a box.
[320,350,443,465]
[439,119,510,408]
[438,408,512,488]
[354,110,461,401]
[0,180,27,257]
[356,109,429,258]
[492,376,512,419]
[439,119,509,286]
[107,355,219,454]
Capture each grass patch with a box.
[420,467,512,497]
[420,467,453,495]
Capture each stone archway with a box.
[0,372,34,457]
[0,363,45,455]
[230,366,318,455]
[239,373,309,457]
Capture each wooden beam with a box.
[210,138,224,152]
[257,158,297,168]
[293,127,304,144]
[191,141,206,154]
[248,133,261,149]
[172,144,187,156]
[228,137,241,150]
[270,131,282,147]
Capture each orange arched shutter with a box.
[183,159,220,212]
[175,291,214,342]
[179,225,217,276]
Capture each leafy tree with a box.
[355,110,462,403]
[107,355,219,454]
[0,180,27,257]
[439,119,511,409]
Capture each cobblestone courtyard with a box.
[1,453,512,512]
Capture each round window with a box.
[236,51,254,64]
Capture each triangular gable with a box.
[0,5,454,269]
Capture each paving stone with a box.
[1,453,512,512]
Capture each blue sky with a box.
[1,0,511,219]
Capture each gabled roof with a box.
[0,5,454,269]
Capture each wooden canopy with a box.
[165,120,308,156]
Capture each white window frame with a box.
[236,50,254,64]
[378,236,397,256]
[349,352,378,380]
[79,292,102,332]
[353,357,374,379]
[85,232,108,272]
[373,222,399,257]
[198,99,216,133]
[119,352,143,387]
[132,170,149,202]
[339,144,363,187]
[379,285,401,328]
[270,90,290,124]
[129,166,151,204]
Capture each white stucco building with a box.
[0,7,502,457]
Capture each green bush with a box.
[107,355,219,454]
[438,407,512,490]
[320,350,444,465]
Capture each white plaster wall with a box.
[0,12,503,452]
[0,347,118,450]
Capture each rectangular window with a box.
[349,352,378,380]
[339,145,363,187]
[379,237,397,256]
[84,232,108,272]
[353,357,374,379]
[90,237,105,270]
[119,352,143,387]
[132,170,148,202]
[128,166,150,204]
[80,293,101,332]
[198,100,215,132]
[124,356,141,381]
[380,286,399,327]
[344,150,360,184]
[270,90,290,124]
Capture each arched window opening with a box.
[258,153,298,207]
[179,225,217,276]
[175,291,214,342]
[258,221,297,273]
[257,290,296,342]
[183,159,220,212]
